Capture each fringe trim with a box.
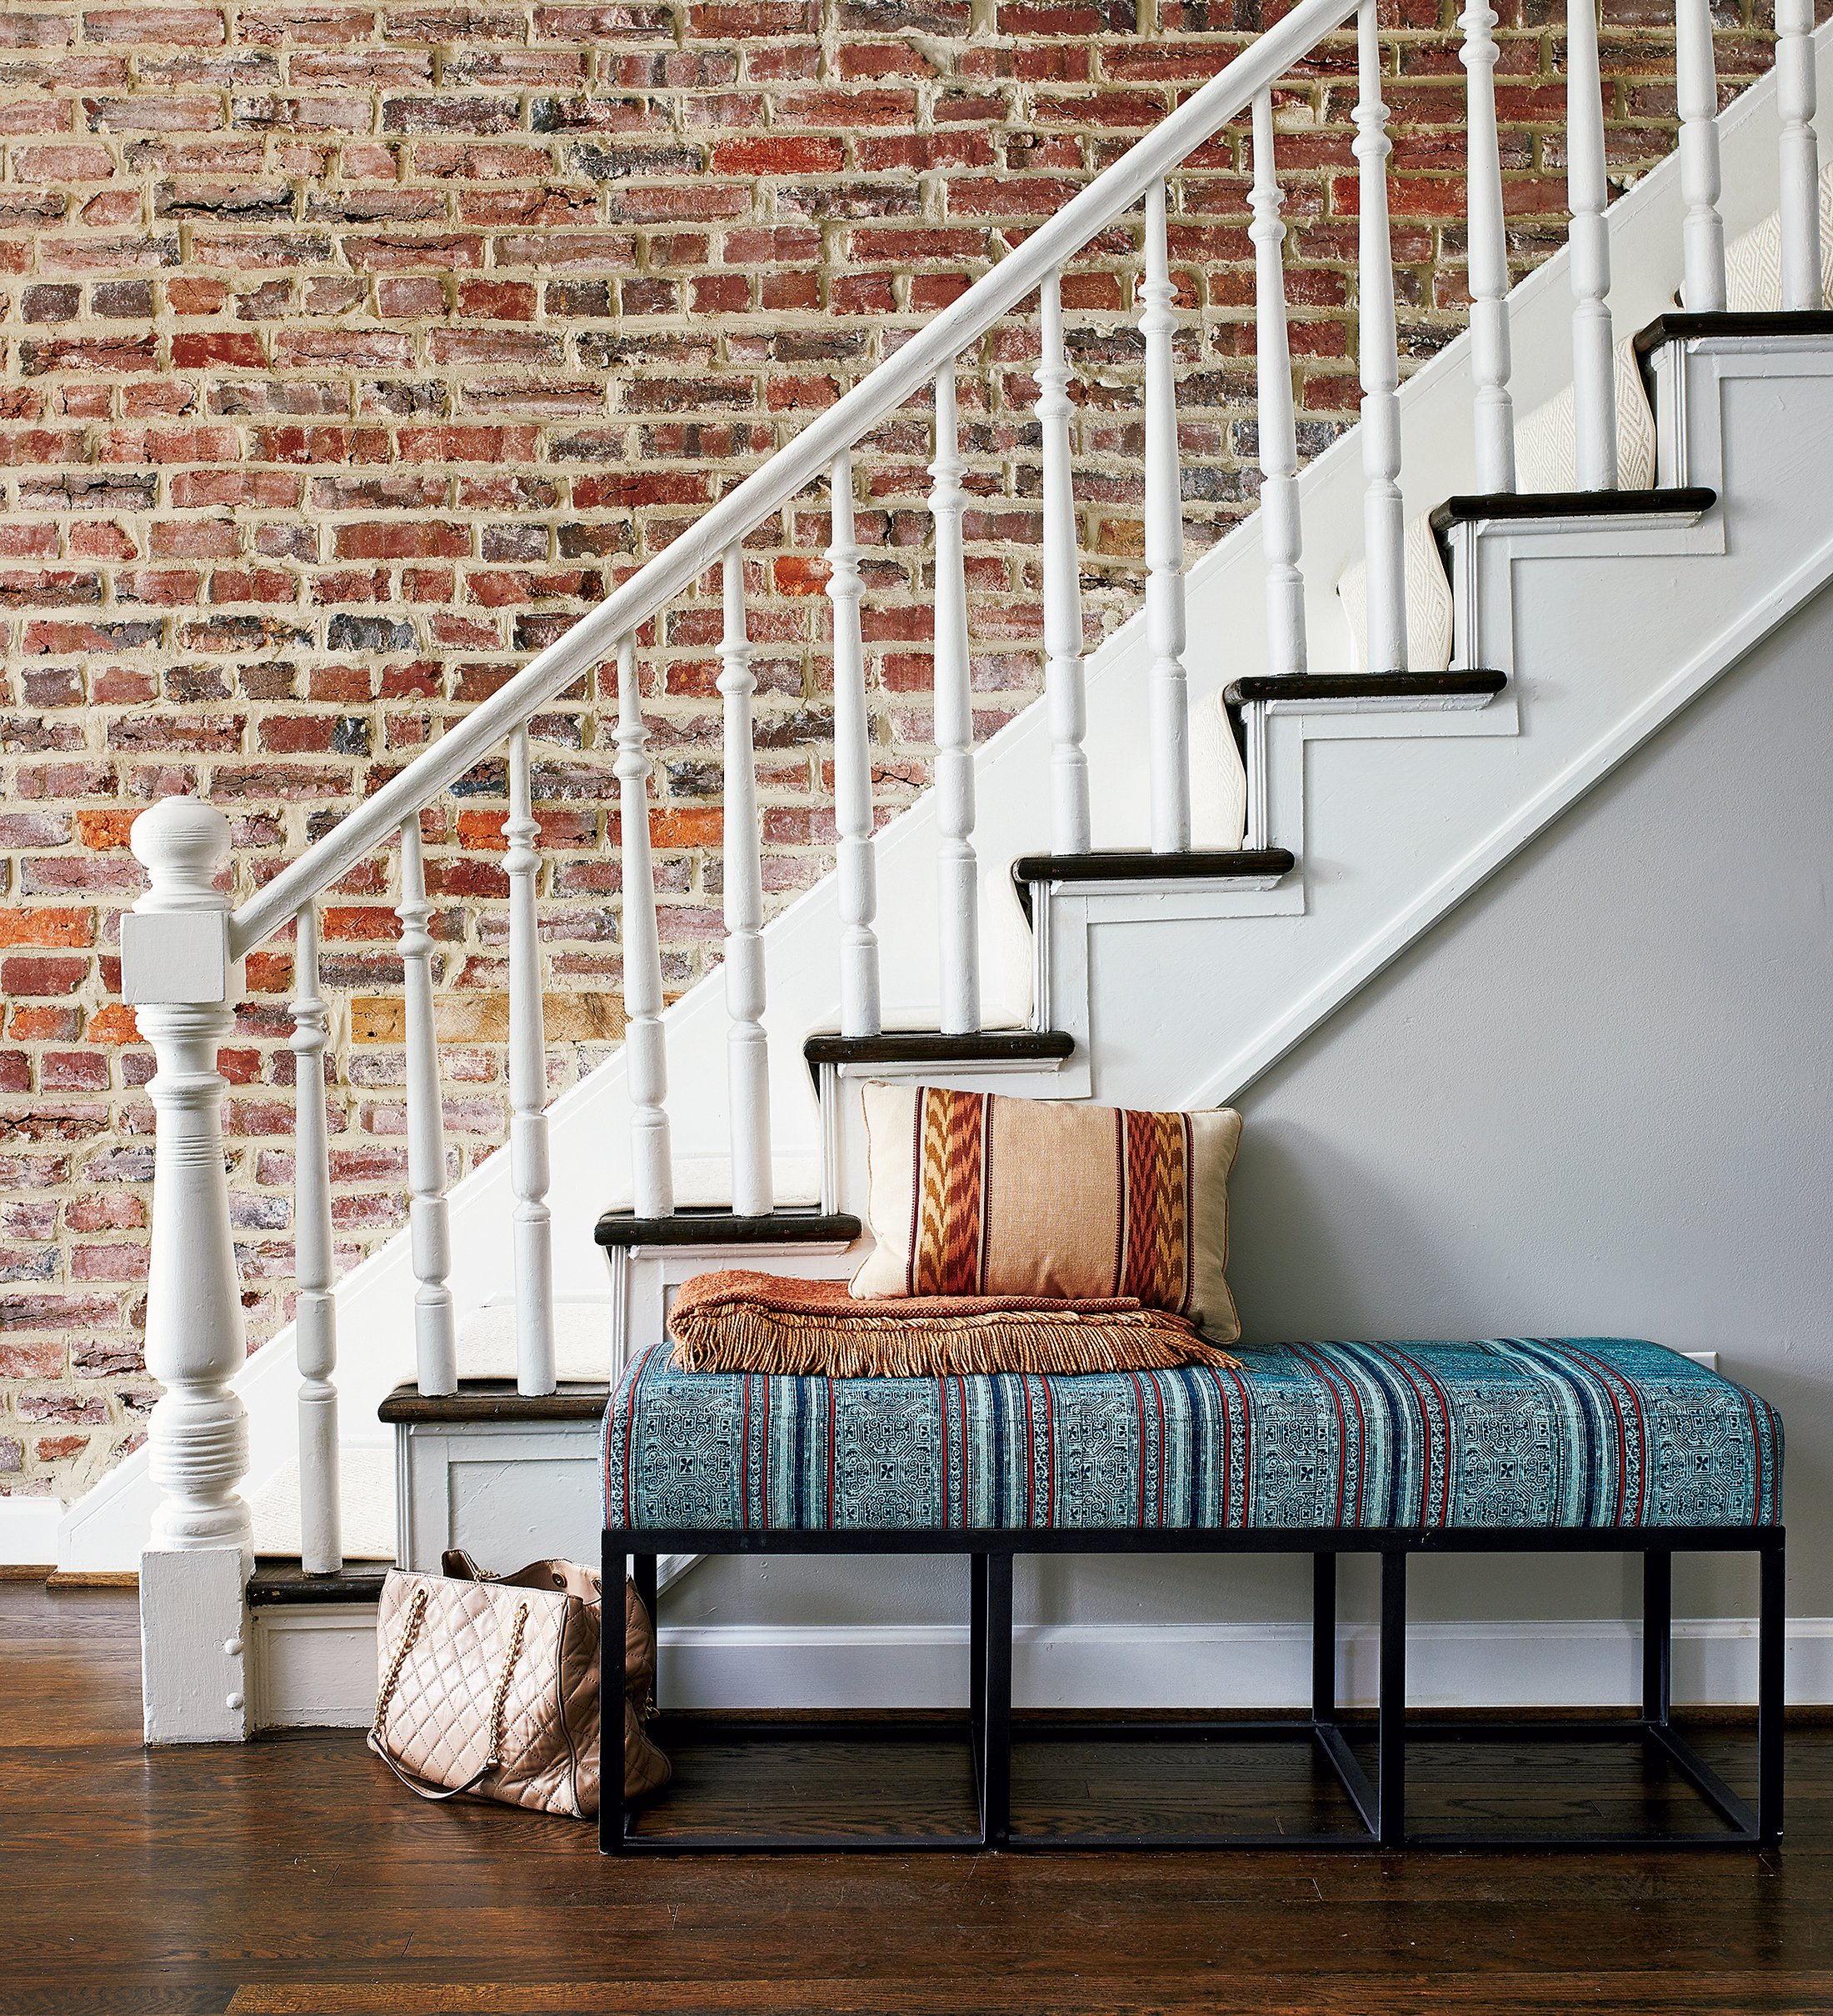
[669,1301,1242,1378]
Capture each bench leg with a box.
[603,1532,630,1854]
[1377,1549,1406,1849]
[970,1552,988,1789]
[1312,1553,1337,1725]
[1759,1534,1786,1848]
[981,1551,1012,1849]
[1642,1548,1672,1728]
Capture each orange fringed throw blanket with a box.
[667,1270,1243,1378]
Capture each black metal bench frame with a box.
[602,1524,1785,1854]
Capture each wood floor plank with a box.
[2,1582,1828,2016]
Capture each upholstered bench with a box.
[602,1337,1784,1853]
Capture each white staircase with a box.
[91,0,1833,1736]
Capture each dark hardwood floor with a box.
[6,1579,1831,2015]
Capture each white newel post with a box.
[1675,0,1728,312]
[1141,176,1193,852]
[1037,270,1091,854]
[1776,0,1822,313]
[827,450,882,1037]
[1461,0,1516,492]
[1355,0,1409,671]
[288,903,341,1576]
[615,636,674,1220]
[719,544,773,1215]
[1567,0,1618,489]
[505,725,557,1395]
[123,798,253,1743]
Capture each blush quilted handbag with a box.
[367,1550,669,1818]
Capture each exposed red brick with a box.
[0,909,94,949]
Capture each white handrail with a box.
[228,0,1361,958]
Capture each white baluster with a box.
[615,635,673,1220]
[1141,176,1193,850]
[288,903,341,1575]
[1037,270,1091,854]
[124,798,253,1742]
[1355,0,1408,670]
[1676,0,1727,312]
[1249,90,1308,683]
[127,799,252,1561]
[929,358,981,1032]
[1567,0,1619,489]
[719,544,773,1216]
[1461,0,1515,491]
[505,726,556,1397]
[397,815,456,1394]
[827,450,882,1036]
[1776,0,1822,313]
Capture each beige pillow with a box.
[851,1083,1242,1343]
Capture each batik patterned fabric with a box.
[850,1083,1242,1342]
[604,1337,1782,1533]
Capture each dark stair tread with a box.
[249,1559,389,1605]
[595,1203,862,1250]
[1012,848,1295,923]
[379,1378,612,1425]
[1224,670,1507,708]
[1013,847,1295,884]
[804,1028,1075,1069]
[1429,487,1716,534]
[1633,308,1833,358]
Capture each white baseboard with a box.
[0,1496,61,1566]
[660,1616,1831,1711]
[248,1610,1833,1731]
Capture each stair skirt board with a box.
[247,1612,1833,1731]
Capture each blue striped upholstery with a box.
[604,1338,1781,1533]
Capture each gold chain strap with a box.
[484,1603,531,1769]
[371,1585,530,1775]
[371,1585,428,1738]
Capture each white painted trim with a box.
[660,1617,1833,1713]
[248,1610,1833,1729]
[249,1603,380,1731]
[1188,513,1833,1109]
[0,1497,62,1566]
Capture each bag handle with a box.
[369,1586,532,1802]
[440,1549,602,1605]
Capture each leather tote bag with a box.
[368,1550,669,1818]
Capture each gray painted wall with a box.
[672,583,1832,1643]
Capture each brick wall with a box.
[0,0,1791,1508]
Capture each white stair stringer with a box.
[47,25,1833,1573]
[1098,363,1833,1117]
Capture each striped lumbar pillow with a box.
[850,1083,1242,1345]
